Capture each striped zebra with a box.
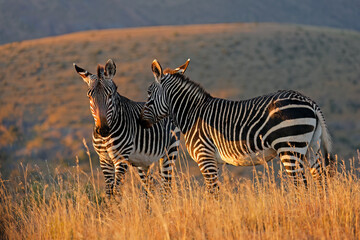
[74,59,180,197]
[140,59,335,193]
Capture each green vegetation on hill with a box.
[0,23,359,177]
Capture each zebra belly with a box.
[215,148,277,166]
[128,151,162,168]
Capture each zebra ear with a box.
[105,59,116,78]
[152,59,163,83]
[97,64,105,79]
[74,63,92,85]
[174,58,190,74]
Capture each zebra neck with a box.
[166,77,210,134]
[109,93,136,130]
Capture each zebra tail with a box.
[316,109,336,175]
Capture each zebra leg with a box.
[159,157,175,195]
[99,156,115,198]
[113,159,128,195]
[278,151,307,188]
[137,167,152,199]
[309,150,330,191]
[159,145,178,195]
[195,148,219,195]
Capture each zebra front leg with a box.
[160,128,180,196]
[279,151,307,188]
[113,160,129,196]
[187,139,219,195]
[196,151,220,196]
[99,159,115,198]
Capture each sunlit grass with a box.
[1,151,360,239]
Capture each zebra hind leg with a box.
[159,157,175,196]
[196,154,220,197]
[278,151,308,188]
[309,150,334,192]
[137,167,153,200]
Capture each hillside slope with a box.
[0,0,360,44]
[0,23,359,176]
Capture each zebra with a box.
[140,59,335,194]
[74,59,180,197]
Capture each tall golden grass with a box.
[1,150,359,239]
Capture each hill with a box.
[0,23,359,177]
[1,0,360,44]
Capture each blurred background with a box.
[0,0,359,179]
[1,0,360,45]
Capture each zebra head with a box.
[140,59,190,128]
[74,59,118,137]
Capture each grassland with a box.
[1,151,360,239]
[0,22,359,239]
[0,23,359,179]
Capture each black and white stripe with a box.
[75,59,180,197]
[141,59,334,193]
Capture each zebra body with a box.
[141,59,334,193]
[75,60,180,197]
[92,96,179,169]
[187,91,326,166]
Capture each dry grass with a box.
[1,24,360,238]
[1,150,360,239]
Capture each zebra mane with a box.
[163,68,177,74]
[169,73,211,98]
